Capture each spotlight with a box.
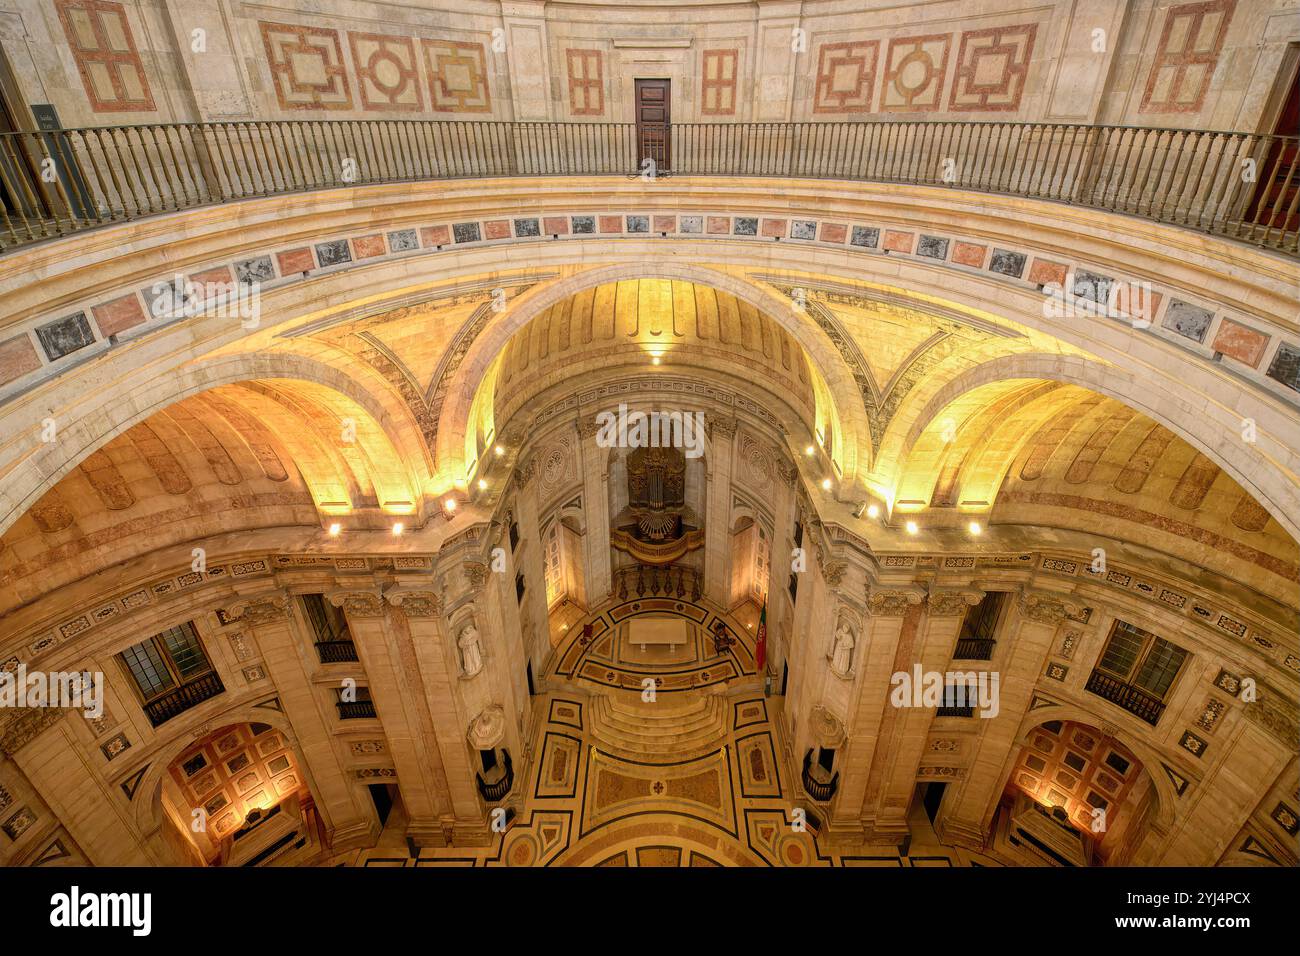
[392,522,404,536]
[905,520,919,535]
[328,522,341,536]
[478,479,488,490]
[804,445,815,456]
[494,445,505,457]
[651,356,661,366]
[968,521,982,535]
[866,503,880,519]
[821,478,832,491]
[444,497,457,512]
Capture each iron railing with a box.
[476,750,514,803]
[143,671,225,727]
[314,639,359,664]
[953,636,996,661]
[802,750,840,803]
[1085,669,1166,725]
[0,120,1295,254]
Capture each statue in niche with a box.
[458,623,484,678]
[830,621,855,678]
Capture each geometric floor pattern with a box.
[345,598,997,867]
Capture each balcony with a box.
[802,750,839,803]
[476,750,514,804]
[314,639,359,664]
[335,699,377,720]
[1085,669,1166,726]
[143,671,225,727]
[1,120,1294,255]
[953,637,996,661]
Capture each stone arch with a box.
[0,351,434,539]
[435,262,869,488]
[883,352,1300,542]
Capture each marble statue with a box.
[459,623,484,677]
[830,622,855,678]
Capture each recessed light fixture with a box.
[804,445,815,456]
[478,479,488,490]
[905,520,919,535]
[651,356,661,366]
[392,522,404,536]
[494,445,505,457]
[866,504,880,519]
[328,522,341,536]
[821,478,832,490]
[444,497,457,512]
[968,521,982,535]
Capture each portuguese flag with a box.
[755,601,768,672]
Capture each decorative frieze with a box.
[927,589,981,617]
[1016,590,1076,625]
[866,588,923,617]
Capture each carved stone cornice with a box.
[927,589,983,617]
[1017,590,1078,626]
[385,586,441,619]
[866,587,924,617]
[328,590,385,619]
[232,594,289,626]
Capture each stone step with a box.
[588,693,728,756]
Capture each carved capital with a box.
[0,707,66,757]
[386,587,441,618]
[708,417,738,439]
[513,457,535,486]
[576,416,602,439]
[866,587,923,617]
[927,589,983,617]
[822,560,848,589]
[328,591,385,619]
[1016,590,1077,626]
[233,595,289,626]
[463,562,489,591]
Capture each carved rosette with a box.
[236,595,289,626]
[867,588,923,617]
[329,591,385,619]
[1017,591,1076,626]
[927,590,982,617]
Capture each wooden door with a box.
[1245,47,1299,232]
[635,79,671,172]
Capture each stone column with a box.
[577,417,612,606]
[331,590,451,846]
[4,709,158,865]
[704,417,737,607]
[386,585,491,845]
[937,589,1074,849]
[236,595,374,849]
[512,458,550,664]
[865,589,981,843]
[823,587,923,846]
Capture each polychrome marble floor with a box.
[343,597,999,867]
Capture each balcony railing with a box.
[1085,669,1166,725]
[336,699,377,720]
[0,120,1295,254]
[476,750,514,803]
[953,636,996,661]
[314,639,359,664]
[143,671,225,727]
[802,750,839,803]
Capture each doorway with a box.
[634,78,671,172]
[1244,44,1299,231]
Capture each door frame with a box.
[634,77,672,172]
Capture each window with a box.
[1095,621,1188,698]
[1086,620,1188,725]
[954,591,1005,660]
[118,622,224,726]
[302,593,349,643]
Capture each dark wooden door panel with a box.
[635,78,671,171]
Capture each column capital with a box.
[327,589,386,619]
[575,415,602,439]
[865,586,924,617]
[463,561,489,591]
[926,588,983,617]
[1016,589,1079,626]
[230,592,289,625]
[707,416,738,440]
[385,585,441,618]
[514,456,535,486]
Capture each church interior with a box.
[0,0,1296,879]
